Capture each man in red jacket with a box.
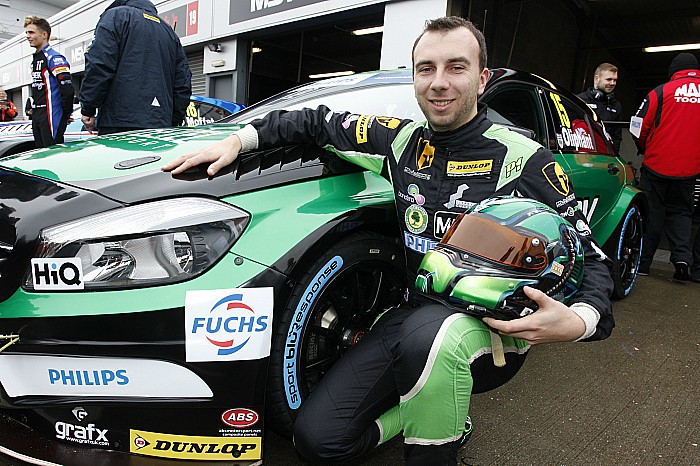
[631,52,700,281]
[0,90,18,122]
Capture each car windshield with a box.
[223,82,423,124]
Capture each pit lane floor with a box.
[2,255,699,466]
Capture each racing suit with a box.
[236,105,614,464]
[30,44,73,147]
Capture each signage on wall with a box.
[161,0,199,38]
[229,0,327,25]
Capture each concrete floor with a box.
[262,255,700,466]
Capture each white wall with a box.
[0,0,64,43]
[380,0,448,70]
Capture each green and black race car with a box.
[0,69,644,464]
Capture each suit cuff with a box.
[236,125,259,152]
[570,302,600,341]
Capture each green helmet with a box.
[415,196,584,320]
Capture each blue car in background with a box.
[0,95,245,158]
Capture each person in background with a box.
[24,97,34,120]
[0,90,18,122]
[24,16,73,147]
[79,0,191,135]
[631,52,700,281]
[164,16,614,465]
[578,63,622,152]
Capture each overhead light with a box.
[309,71,355,79]
[644,43,700,53]
[252,47,262,53]
[211,59,225,67]
[351,26,383,36]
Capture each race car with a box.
[0,68,644,464]
[0,95,245,158]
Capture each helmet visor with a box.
[441,214,548,271]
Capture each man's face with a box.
[413,27,488,132]
[594,70,617,94]
[25,24,48,50]
[0,91,6,101]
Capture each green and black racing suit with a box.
[236,105,614,465]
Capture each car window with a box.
[228,84,423,124]
[481,84,547,145]
[545,91,605,154]
[183,101,234,126]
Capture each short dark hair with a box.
[412,16,488,71]
[24,16,51,37]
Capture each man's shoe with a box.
[673,261,690,281]
[691,268,700,284]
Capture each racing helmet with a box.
[415,196,584,320]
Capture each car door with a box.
[541,90,626,231]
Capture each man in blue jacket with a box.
[79,0,191,135]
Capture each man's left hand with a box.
[483,286,586,344]
[81,115,96,133]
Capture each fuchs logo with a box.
[221,408,259,428]
[674,83,700,103]
[32,258,84,290]
[191,294,269,356]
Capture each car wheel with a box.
[610,204,643,299]
[266,232,405,437]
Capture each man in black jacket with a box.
[577,63,622,152]
[79,0,191,135]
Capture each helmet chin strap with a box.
[489,330,506,367]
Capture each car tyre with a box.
[609,204,643,299]
[266,232,405,438]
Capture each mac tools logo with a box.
[186,288,273,362]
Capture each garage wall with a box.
[187,50,206,96]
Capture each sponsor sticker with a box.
[433,211,459,239]
[415,138,435,171]
[375,116,401,129]
[576,219,592,236]
[31,258,84,290]
[130,430,260,460]
[446,159,492,177]
[404,166,431,180]
[221,408,259,429]
[186,288,273,362]
[550,261,565,277]
[56,421,109,446]
[444,183,472,209]
[405,205,428,234]
[355,115,372,143]
[403,231,438,254]
[284,257,342,409]
[542,161,570,196]
[555,193,576,208]
[0,355,212,397]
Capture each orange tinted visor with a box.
[441,214,547,270]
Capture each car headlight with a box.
[24,198,249,290]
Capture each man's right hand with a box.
[162,134,242,176]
